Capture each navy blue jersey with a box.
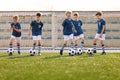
[30,20,44,36]
[97,19,106,34]
[72,20,83,36]
[62,19,73,35]
[11,22,21,37]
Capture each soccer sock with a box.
[38,44,41,53]
[9,44,12,48]
[17,44,20,52]
[33,43,36,50]
[80,41,84,50]
[75,44,78,50]
[93,43,97,51]
[70,43,74,49]
[61,44,66,50]
[102,44,105,52]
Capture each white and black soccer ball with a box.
[87,48,93,55]
[7,48,14,56]
[76,48,83,55]
[29,49,36,56]
[69,48,75,56]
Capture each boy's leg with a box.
[8,36,15,56]
[80,38,84,50]
[17,43,21,55]
[93,34,99,53]
[60,35,68,55]
[38,40,41,55]
[100,35,106,55]
[70,34,74,49]
[74,39,78,50]
[93,38,97,53]
[9,36,15,48]
[32,36,37,50]
[33,42,36,50]
[37,35,42,55]
[60,41,67,55]
[16,37,21,55]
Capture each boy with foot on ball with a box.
[60,11,75,55]
[8,15,22,55]
[93,11,106,55]
[28,12,44,56]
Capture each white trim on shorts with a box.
[94,33,106,40]
[63,34,73,41]
[74,34,84,40]
[32,35,41,40]
[11,35,21,43]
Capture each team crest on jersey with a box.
[99,22,101,26]
[38,25,41,28]
[78,23,81,26]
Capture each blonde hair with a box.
[65,11,72,15]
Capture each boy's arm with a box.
[13,26,21,32]
[28,26,32,36]
[10,27,13,33]
[99,25,105,38]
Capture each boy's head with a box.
[95,11,103,19]
[65,11,72,19]
[13,15,19,23]
[36,12,41,21]
[73,12,79,20]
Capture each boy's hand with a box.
[99,34,103,38]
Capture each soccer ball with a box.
[87,48,93,55]
[69,49,75,56]
[29,49,36,56]
[7,48,14,56]
[76,48,83,55]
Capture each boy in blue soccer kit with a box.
[93,12,106,55]
[28,12,43,55]
[9,16,22,55]
[60,11,75,55]
[72,12,84,51]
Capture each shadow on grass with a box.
[43,53,103,59]
[0,55,9,58]
[8,55,31,59]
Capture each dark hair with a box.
[95,12,102,16]
[74,13,78,16]
[36,12,41,17]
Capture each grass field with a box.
[0,52,120,80]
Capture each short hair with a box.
[73,12,79,16]
[13,15,19,20]
[95,11,102,16]
[65,11,72,15]
[36,12,41,17]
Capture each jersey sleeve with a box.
[30,21,34,27]
[102,20,106,25]
[41,22,44,28]
[10,23,14,28]
[62,20,66,27]
[18,23,21,29]
[81,20,83,26]
[79,20,83,26]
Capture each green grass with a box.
[0,52,120,80]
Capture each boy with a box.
[28,12,43,55]
[60,11,75,55]
[72,12,84,51]
[9,15,21,55]
[93,11,106,55]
